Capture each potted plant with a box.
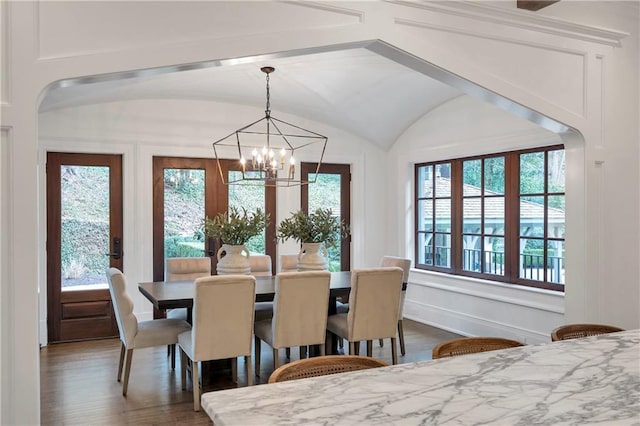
[276,208,349,270]
[202,206,269,274]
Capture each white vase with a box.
[297,242,329,271]
[216,244,251,275]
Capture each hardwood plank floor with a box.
[40,320,460,425]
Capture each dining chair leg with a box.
[192,361,201,411]
[378,339,384,347]
[122,349,134,396]
[398,320,406,356]
[231,357,238,383]
[319,343,325,356]
[170,344,176,370]
[244,355,253,386]
[180,349,187,391]
[254,336,261,377]
[367,340,373,357]
[354,342,360,356]
[117,342,126,382]
[285,347,291,359]
[299,346,307,360]
[273,348,280,370]
[390,337,398,365]
[349,341,356,356]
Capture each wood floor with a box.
[40,320,460,425]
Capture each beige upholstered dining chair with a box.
[268,355,388,383]
[431,337,523,359]
[165,257,211,281]
[165,257,211,321]
[249,254,272,277]
[279,254,299,272]
[254,271,331,375]
[178,274,256,411]
[326,267,404,365]
[106,268,191,396]
[551,323,624,341]
[251,254,275,322]
[379,256,411,355]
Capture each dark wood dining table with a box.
[138,271,352,355]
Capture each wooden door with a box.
[152,157,277,289]
[47,152,122,342]
[301,162,351,271]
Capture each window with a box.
[415,146,565,291]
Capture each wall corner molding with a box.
[282,1,365,23]
[387,0,628,47]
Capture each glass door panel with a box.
[163,168,206,259]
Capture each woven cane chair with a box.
[432,337,523,359]
[268,355,388,383]
[551,323,624,342]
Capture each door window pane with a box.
[308,172,342,271]
[228,170,267,254]
[61,165,110,290]
[164,169,205,259]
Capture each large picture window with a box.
[415,146,565,291]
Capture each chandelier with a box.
[212,66,328,187]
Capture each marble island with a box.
[202,329,640,425]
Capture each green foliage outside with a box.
[307,173,345,272]
[60,166,110,279]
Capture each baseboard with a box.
[404,299,556,345]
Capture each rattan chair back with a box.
[268,355,388,383]
[551,323,624,342]
[432,337,523,359]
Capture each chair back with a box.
[380,256,411,319]
[551,323,624,341]
[249,254,272,277]
[165,257,211,281]
[106,268,138,347]
[271,271,331,348]
[190,275,256,361]
[347,267,403,341]
[380,256,411,283]
[279,254,298,272]
[432,337,523,359]
[268,355,388,383]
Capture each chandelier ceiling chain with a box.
[212,66,328,187]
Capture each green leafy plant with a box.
[276,208,349,248]
[202,207,269,245]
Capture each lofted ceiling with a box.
[40,48,463,150]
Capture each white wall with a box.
[1,1,638,423]
[38,99,385,329]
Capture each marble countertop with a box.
[202,329,640,425]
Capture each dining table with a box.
[200,329,640,425]
[138,271,352,353]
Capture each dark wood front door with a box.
[47,152,122,342]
